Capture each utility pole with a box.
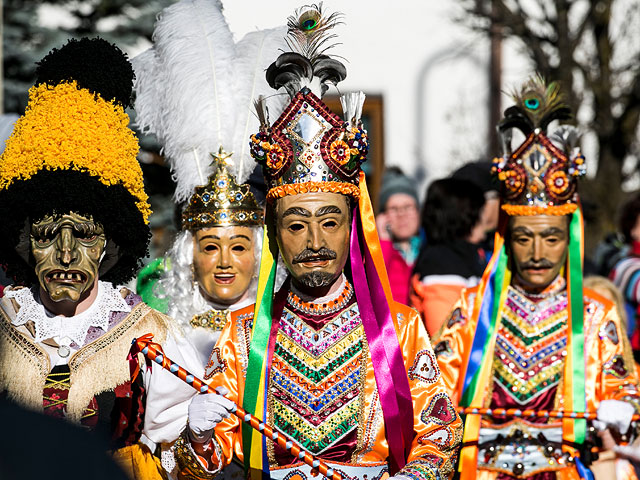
[488,0,502,156]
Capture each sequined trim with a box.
[267,303,366,458]
[174,428,222,480]
[408,349,441,384]
[421,392,457,426]
[204,347,227,379]
[493,286,567,404]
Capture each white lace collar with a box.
[6,281,131,347]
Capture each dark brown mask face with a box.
[31,212,106,303]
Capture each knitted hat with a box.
[378,169,419,210]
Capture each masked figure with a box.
[174,6,463,480]
[433,78,640,480]
[131,1,289,477]
[0,38,201,479]
[132,0,290,368]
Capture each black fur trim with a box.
[36,37,134,108]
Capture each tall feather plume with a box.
[232,27,288,184]
[133,0,235,203]
[132,49,165,136]
[266,3,346,98]
[503,75,572,133]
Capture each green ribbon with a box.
[242,217,278,475]
[568,208,586,443]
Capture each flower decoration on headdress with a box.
[491,76,586,216]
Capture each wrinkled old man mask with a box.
[31,212,106,303]
[276,192,351,293]
[192,226,256,306]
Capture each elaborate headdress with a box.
[457,77,588,479]
[491,76,586,216]
[132,0,288,230]
[245,5,413,476]
[249,5,368,201]
[0,38,151,285]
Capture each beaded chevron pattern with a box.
[493,285,568,404]
[269,304,366,456]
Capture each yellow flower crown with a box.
[0,81,150,223]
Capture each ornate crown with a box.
[182,151,263,230]
[250,5,368,201]
[491,77,586,216]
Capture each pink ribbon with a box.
[349,211,413,473]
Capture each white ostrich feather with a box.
[132,48,164,136]
[133,0,236,203]
[231,26,288,184]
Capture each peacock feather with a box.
[284,3,343,63]
[266,3,346,98]
[500,75,572,136]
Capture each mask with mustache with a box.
[292,247,337,264]
[519,259,554,270]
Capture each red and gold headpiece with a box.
[249,4,368,201]
[491,77,586,216]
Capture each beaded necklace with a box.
[287,280,354,316]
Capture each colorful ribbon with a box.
[564,208,586,448]
[353,171,414,471]
[243,213,278,479]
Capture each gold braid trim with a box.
[501,204,578,216]
[266,181,360,201]
[174,428,222,480]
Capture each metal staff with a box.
[131,335,342,480]
[457,406,640,421]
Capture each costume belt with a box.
[475,419,569,478]
[269,461,388,480]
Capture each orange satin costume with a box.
[174,287,463,480]
[433,280,640,480]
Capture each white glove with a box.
[614,444,640,463]
[594,399,635,434]
[188,386,235,444]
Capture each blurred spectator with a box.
[451,160,500,252]
[411,178,487,336]
[376,168,421,305]
[609,192,640,362]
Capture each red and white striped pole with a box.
[131,335,342,480]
